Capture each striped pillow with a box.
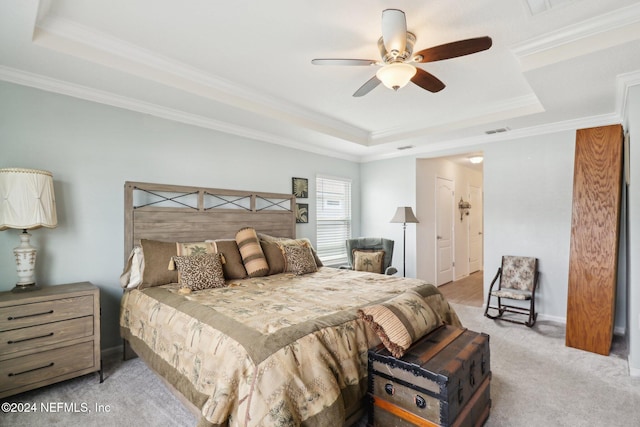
[358,290,443,358]
[235,227,269,277]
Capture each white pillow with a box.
[120,246,145,289]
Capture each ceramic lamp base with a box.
[13,231,38,291]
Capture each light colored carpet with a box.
[2,304,639,426]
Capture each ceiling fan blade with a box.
[353,75,381,97]
[411,68,445,93]
[381,9,407,56]
[312,59,377,66]
[414,36,492,63]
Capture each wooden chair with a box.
[484,255,539,327]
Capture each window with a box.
[316,175,351,265]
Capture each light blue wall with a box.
[360,156,418,277]
[483,131,576,322]
[0,81,360,350]
[361,127,634,348]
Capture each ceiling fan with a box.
[311,9,492,97]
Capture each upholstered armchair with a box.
[342,237,397,275]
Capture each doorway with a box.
[468,184,483,273]
[436,177,454,286]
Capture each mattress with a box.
[120,267,461,427]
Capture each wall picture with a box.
[292,177,308,198]
[296,203,308,223]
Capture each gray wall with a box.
[360,156,418,277]
[626,85,640,375]
[0,81,361,350]
[482,131,575,323]
[360,126,637,372]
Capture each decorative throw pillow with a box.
[358,290,443,358]
[120,245,145,289]
[177,241,214,257]
[235,227,269,277]
[259,233,323,267]
[138,239,178,289]
[209,239,248,279]
[282,244,318,275]
[171,253,226,291]
[260,240,286,275]
[353,250,385,274]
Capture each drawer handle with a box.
[7,310,54,321]
[384,383,395,395]
[8,332,54,344]
[415,395,426,409]
[8,362,54,377]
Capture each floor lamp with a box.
[390,206,419,277]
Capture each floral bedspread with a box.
[120,267,461,427]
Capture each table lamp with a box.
[0,168,57,292]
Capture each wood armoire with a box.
[566,124,623,355]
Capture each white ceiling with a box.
[2,0,640,162]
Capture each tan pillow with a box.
[235,227,269,277]
[139,239,178,289]
[358,290,443,358]
[210,239,248,279]
[171,253,226,291]
[177,241,214,256]
[282,244,318,275]
[353,250,385,274]
[260,234,323,267]
[261,240,286,275]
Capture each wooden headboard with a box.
[124,181,296,261]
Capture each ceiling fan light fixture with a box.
[376,63,416,91]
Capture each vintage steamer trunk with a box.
[368,325,491,426]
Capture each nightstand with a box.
[0,282,102,398]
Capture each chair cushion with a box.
[501,256,537,291]
[491,289,532,300]
[346,237,394,271]
[353,250,385,274]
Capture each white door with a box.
[436,177,454,286]
[468,185,483,273]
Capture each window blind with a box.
[316,175,351,266]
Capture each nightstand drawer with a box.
[0,295,94,331]
[0,341,95,394]
[0,316,94,355]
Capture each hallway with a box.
[437,271,484,307]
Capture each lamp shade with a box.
[390,206,419,224]
[0,168,57,230]
[376,63,417,91]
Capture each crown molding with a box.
[369,93,543,144]
[513,3,640,71]
[0,65,361,162]
[33,14,370,146]
[360,112,622,163]
[616,69,640,126]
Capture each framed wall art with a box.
[295,203,308,224]
[292,177,308,198]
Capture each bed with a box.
[119,181,461,427]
